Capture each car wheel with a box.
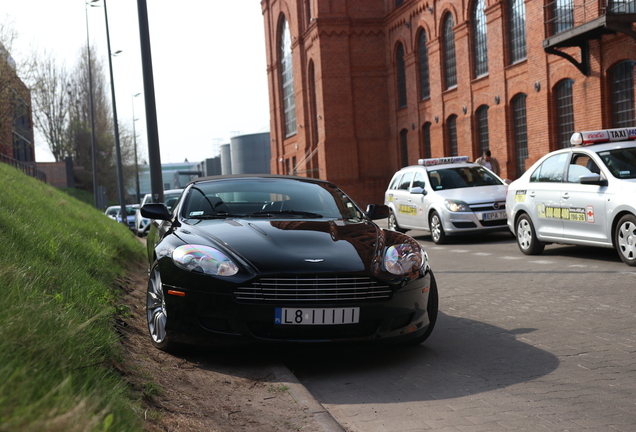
[429,211,446,244]
[405,272,439,345]
[516,214,544,255]
[388,210,407,233]
[615,214,636,266]
[147,263,176,351]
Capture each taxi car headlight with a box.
[444,199,470,212]
[384,243,425,275]
[172,245,239,276]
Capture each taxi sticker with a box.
[538,205,591,223]
[398,204,417,215]
[515,190,527,202]
[586,206,595,223]
[387,194,394,202]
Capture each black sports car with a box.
[141,175,438,351]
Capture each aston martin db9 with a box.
[141,175,438,351]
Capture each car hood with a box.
[434,185,507,203]
[179,219,382,274]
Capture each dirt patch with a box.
[117,259,329,432]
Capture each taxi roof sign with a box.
[570,127,636,146]
[418,156,469,166]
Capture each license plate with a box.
[274,307,360,325]
[483,210,506,220]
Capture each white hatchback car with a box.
[134,189,183,237]
[385,157,509,244]
[506,127,636,266]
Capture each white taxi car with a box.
[506,127,636,266]
[385,157,509,244]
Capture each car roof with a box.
[186,174,334,187]
[395,161,481,174]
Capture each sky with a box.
[2,0,270,164]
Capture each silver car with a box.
[385,157,509,244]
[506,127,636,266]
[134,189,183,237]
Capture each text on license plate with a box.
[275,307,360,325]
[483,210,506,220]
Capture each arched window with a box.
[552,0,574,34]
[476,105,489,154]
[418,30,430,99]
[610,60,636,128]
[443,13,457,89]
[508,0,526,64]
[512,94,528,177]
[555,79,575,149]
[473,0,488,77]
[422,122,432,158]
[279,17,296,137]
[447,115,458,156]
[400,129,409,166]
[396,43,407,108]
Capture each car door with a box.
[403,171,428,228]
[526,152,569,240]
[561,153,608,243]
[390,171,417,228]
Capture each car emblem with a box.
[494,202,501,210]
[304,259,324,263]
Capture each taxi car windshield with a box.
[428,166,503,190]
[598,147,636,179]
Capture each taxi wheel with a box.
[429,211,447,244]
[615,214,636,266]
[516,214,544,255]
[388,211,407,233]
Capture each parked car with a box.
[115,205,139,231]
[507,127,636,266]
[134,189,183,237]
[105,206,119,220]
[141,174,438,352]
[385,156,509,244]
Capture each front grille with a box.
[234,276,392,303]
[470,202,506,212]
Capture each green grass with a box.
[0,163,146,431]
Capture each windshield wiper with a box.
[187,212,239,219]
[246,210,323,218]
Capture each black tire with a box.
[388,210,407,233]
[515,214,544,255]
[429,211,447,244]
[615,214,636,266]
[146,263,178,351]
[405,271,439,345]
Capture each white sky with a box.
[3,0,270,163]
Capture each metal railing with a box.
[0,153,47,183]
[544,0,636,37]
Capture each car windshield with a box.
[597,147,636,179]
[181,178,364,220]
[428,166,503,190]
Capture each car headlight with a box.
[172,245,239,276]
[444,199,470,212]
[384,243,425,275]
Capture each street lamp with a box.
[132,92,141,203]
[85,0,99,209]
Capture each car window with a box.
[566,154,597,183]
[530,153,568,183]
[412,172,426,189]
[598,147,636,179]
[388,173,403,190]
[398,172,414,190]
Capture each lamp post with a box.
[102,0,127,226]
[85,0,99,209]
[132,92,141,203]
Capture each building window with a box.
[508,0,526,64]
[447,115,458,156]
[396,43,407,108]
[418,30,430,99]
[512,94,528,178]
[280,17,296,137]
[400,129,409,166]
[555,79,575,149]
[422,122,432,159]
[396,0,404,7]
[552,0,574,34]
[443,13,457,89]
[610,60,636,128]
[473,0,488,77]
[476,105,489,155]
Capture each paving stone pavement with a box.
[289,233,636,431]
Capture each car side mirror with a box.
[141,203,173,221]
[365,204,391,220]
[409,186,427,195]
[579,173,608,186]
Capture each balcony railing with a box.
[0,153,47,183]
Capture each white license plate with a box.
[274,307,360,325]
[483,210,506,220]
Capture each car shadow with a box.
[541,244,623,264]
[409,230,516,246]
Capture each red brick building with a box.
[261,0,636,207]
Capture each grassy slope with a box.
[0,163,146,432]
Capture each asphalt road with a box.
[285,229,636,431]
